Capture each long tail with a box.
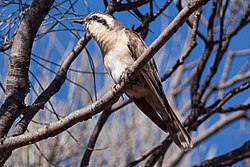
[161,101,193,151]
[131,97,193,151]
[138,67,193,151]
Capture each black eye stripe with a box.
[97,19,108,27]
[92,15,98,20]
[90,15,108,27]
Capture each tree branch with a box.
[161,10,201,81]
[0,0,55,164]
[194,140,250,167]
[80,107,113,167]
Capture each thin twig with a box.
[193,140,250,167]
[161,10,201,81]
[80,107,113,167]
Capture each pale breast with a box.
[103,30,135,83]
[104,47,134,83]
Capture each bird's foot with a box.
[120,67,131,84]
[120,67,137,85]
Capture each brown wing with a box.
[125,29,165,99]
[125,29,193,150]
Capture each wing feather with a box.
[125,29,192,150]
[125,30,165,97]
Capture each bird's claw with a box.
[120,67,137,85]
[120,68,131,84]
[112,84,118,92]
[0,135,7,144]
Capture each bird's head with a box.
[74,12,121,37]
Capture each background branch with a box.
[194,140,250,167]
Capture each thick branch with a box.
[0,0,55,164]
[0,83,125,152]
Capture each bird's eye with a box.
[92,15,98,20]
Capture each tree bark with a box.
[0,0,55,164]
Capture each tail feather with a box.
[138,69,193,151]
[162,105,193,151]
[130,97,169,133]
[130,96,193,151]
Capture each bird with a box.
[74,12,193,151]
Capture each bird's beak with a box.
[73,19,85,24]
